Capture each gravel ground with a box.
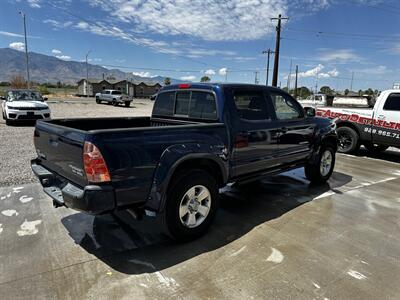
[0,98,154,186]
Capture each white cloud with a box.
[52,49,62,54]
[288,64,339,79]
[0,31,23,38]
[318,49,361,63]
[56,55,71,60]
[9,42,25,51]
[43,19,73,29]
[353,65,389,75]
[132,71,156,78]
[27,0,41,8]
[219,68,227,76]
[204,69,216,75]
[180,75,196,81]
[88,0,329,41]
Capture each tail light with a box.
[178,83,191,89]
[83,141,111,183]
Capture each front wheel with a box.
[112,99,118,106]
[124,101,130,107]
[364,142,389,154]
[95,97,101,104]
[164,170,219,241]
[336,127,360,154]
[305,145,336,184]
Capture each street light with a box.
[19,11,30,89]
[85,50,91,96]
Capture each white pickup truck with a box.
[95,90,132,107]
[314,90,400,154]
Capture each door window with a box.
[383,93,400,111]
[233,90,270,121]
[269,92,303,120]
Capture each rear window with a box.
[383,93,400,111]
[153,90,217,120]
[112,91,122,95]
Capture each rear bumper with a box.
[31,159,115,214]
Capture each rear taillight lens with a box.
[83,141,111,183]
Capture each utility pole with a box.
[350,71,354,92]
[225,69,228,82]
[254,71,259,84]
[271,14,288,87]
[294,65,299,99]
[262,49,275,86]
[19,12,30,89]
[85,50,91,96]
[286,59,293,91]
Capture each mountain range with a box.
[0,48,183,85]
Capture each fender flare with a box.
[145,143,228,212]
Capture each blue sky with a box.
[1,0,400,91]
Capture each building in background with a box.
[77,79,162,97]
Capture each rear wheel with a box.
[164,169,219,241]
[95,97,101,104]
[124,101,130,107]
[364,142,389,154]
[305,145,336,184]
[336,127,360,154]
[112,99,118,106]
[5,118,11,125]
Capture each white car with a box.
[1,90,51,125]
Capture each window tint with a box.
[269,92,303,120]
[189,91,217,119]
[152,91,175,116]
[112,91,122,95]
[233,90,269,121]
[175,91,191,115]
[383,93,400,111]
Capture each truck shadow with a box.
[61,170,352,275]
[354,147,400,164]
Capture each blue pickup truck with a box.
[31,83,337,240]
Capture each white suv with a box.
[1,90,51,125]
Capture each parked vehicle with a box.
[299,94,373,108]
[1,89,50,125]
[315,89,400,153]
[150,93,157,101]
[31,83,337,241]
[95,90,132,107]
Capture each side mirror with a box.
[304,107,316,117]
[0,96,5,100]
[43,97,48,101]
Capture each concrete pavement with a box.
[0,152,399,299]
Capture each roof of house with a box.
[77,78,163,86]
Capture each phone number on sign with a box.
[364,127,400,139]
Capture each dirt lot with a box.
[1,98,400,299]
[0,98,153,186]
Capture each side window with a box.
[233,89,270,121]
[189,91,217,119]
[175,91,191,115]
[152,91,175,116]
[269,92,303,120]
[383,93,400,111]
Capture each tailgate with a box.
[34,120,88,187]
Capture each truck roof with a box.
[161,82,283,92]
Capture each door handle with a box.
[279,127,288,133]
[378,115,386,120]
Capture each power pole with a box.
[19,12,30,89]
[262,49,275,86]
[294,65,299,99]
[271,14,288,87]
[254,71,259,84]
[286,59,293,91]
[85,50,91,96]
[350,71,354,92]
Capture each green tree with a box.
[319,86,333,96]
[37,85,50,95]
[164,77,171,85]
[344,89,350,95]
[200,76,211,82]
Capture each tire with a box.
[5,118,11,125]
[95,97,101,104]
[336,127,360,154]
[305,145,336,184]
[112,99,118,106]
[364,142,389,154]
[163,169,219,241]
[125,101,130,107]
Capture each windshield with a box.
[8,91,43,101]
